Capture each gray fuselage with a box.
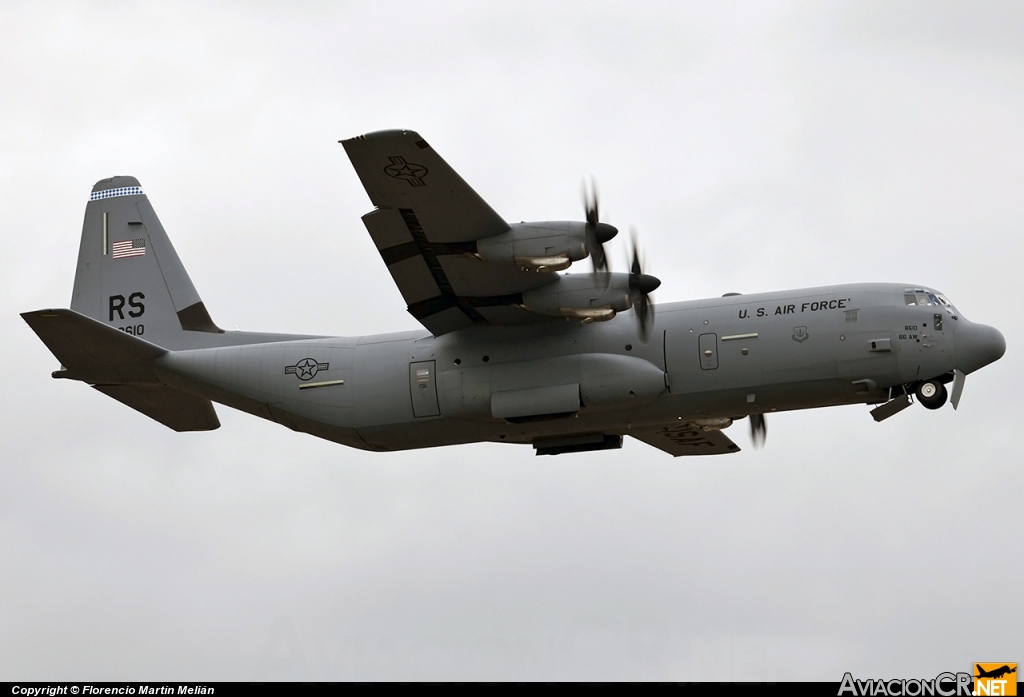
[152,282,998,452]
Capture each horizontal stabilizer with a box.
[23,308,219,431]
[631,423,741,456]
[93,384,219,432]
[21,308,164,383]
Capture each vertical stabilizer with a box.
[71,176,222,349]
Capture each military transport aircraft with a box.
[21,130,1006,456]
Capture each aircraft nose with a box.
[955,321,1006,374]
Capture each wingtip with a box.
[341,129,423,143]
[21,308,62,321]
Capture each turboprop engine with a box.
[519,272,632,321]
[475,221,616,272]
[518,271,660,324]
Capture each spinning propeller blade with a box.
[582,178,617,284]
[749,413,767,450]
[627,227,659,343]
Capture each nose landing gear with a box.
[916,380,948,410]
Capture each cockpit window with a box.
[904,288,935,306]
[904,288,957,314]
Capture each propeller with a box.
[749,413,767,450]
[582,178,617,280]
[627,227,660,343]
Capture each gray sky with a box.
[2,0,1022,681]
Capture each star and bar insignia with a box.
[285,357,329,381]
[384,156,428,187]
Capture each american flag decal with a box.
[112,238,147,259]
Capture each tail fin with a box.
[70,176,223,350]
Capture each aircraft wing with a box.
[341,130,556,335]
[630,423,742,456]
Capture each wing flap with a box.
[631,423,742,456]
[388,256,442,305]
[362,207,416,253]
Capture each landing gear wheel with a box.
[916,380,947,410]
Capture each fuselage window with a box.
[936,293,957,314]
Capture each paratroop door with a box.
[409,360,440,417]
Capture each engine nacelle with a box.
[476,222,589,272]
[519,273,633,322]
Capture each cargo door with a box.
[409,360,440,417]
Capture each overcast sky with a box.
[2,0,1022,681]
